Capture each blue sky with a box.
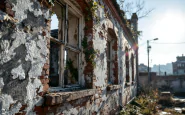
[137,0,185,66]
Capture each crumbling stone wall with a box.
[0,0,50,114]
[0,0,138,114]
[92,0,138,107]
[139,74,185,93]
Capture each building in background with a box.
[152,63,173,76]
[139,63,151,72]
[172,54,185,75]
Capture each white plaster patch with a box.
[12,0,33,21]
[28,62,44,78]
[62,105,78,115]
[0,32,27,64]
[25,39,46,78]
[26,79,42,101]
[0,40,10,53]
[43,9,50,19]
[28,2,43,17]
[25,40,37,61]
[8,102,22,115]
[36,35,48,57]
[25,79,43,114]
[95,94,99,99]
[11,64,25,80]
[0,78,4,88]
[1,94,14,113]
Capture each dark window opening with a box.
[49,41,60,87]
[131,54,134,82]
[107,41,111,83]
[125,47,129,82]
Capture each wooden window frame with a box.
[50,0,83,88]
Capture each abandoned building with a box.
[172,54,185,75]
[0,0,139,114]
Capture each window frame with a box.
[50,0,84,88]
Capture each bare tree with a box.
[118,0,154,19]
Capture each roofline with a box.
[103,0,136,44]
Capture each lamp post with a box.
[147,38,158,84]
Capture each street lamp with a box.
[147,38,158,84]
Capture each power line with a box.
[151,42,185,44]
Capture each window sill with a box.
[107,84,121,91]
[45,89,97,106]
[49,84,81,92]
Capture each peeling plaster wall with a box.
[92,0,137,108]
[0,0,50,114]
[37,0,137,114]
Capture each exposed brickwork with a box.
[34,106,50,115]
[77,0,94,88]
[34,95,95,114]
[39,19,51,94]
[15,105,27,115]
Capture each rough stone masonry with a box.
[0,0,50,114]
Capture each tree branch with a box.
[118,0,154,19]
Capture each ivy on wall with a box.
[82,36,97,68]
[66,59,78,82]
[85,1,102,24]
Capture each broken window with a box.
[125,47,129,83]
[49,1,81,87]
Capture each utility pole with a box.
[147,38,158,84]
[147,40,150,83]
[159,64,160,75]
[147,40,150,84]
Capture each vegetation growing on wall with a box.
[66,59,78,82]
[85,1,101,24]
[82,36,96,68]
